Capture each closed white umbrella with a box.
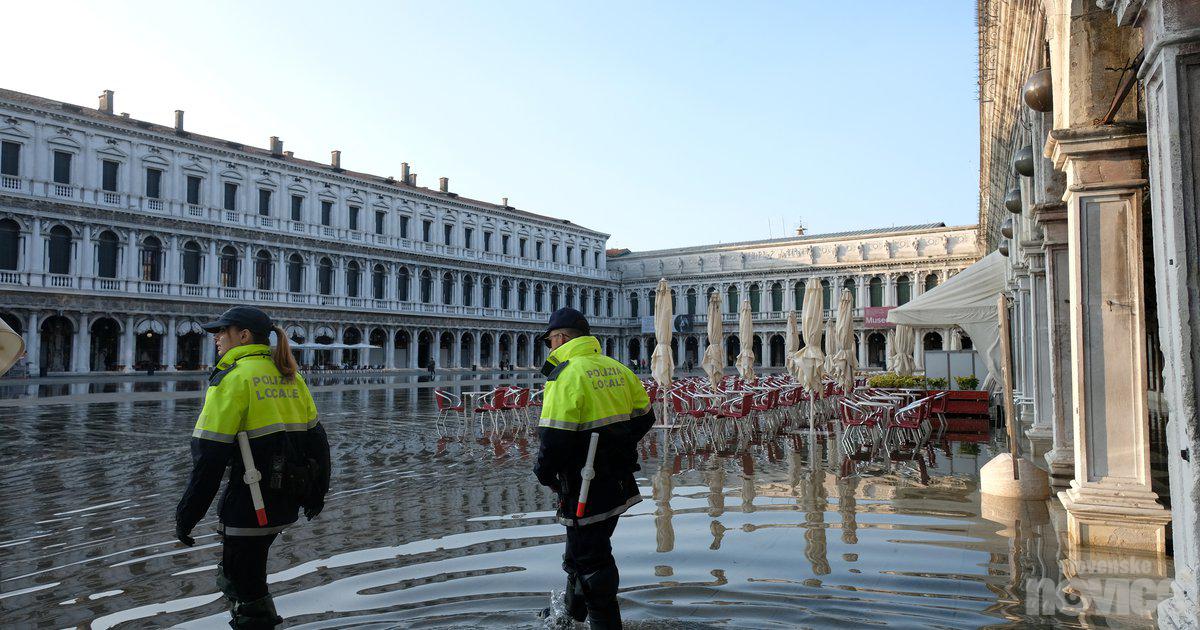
[650,278,675,421]
[822,321,835,374]
[784,310,800,379]
[891,324,916,377]
[0,316,25,377]
[797,279,825,396]
[700,290,725,389]
[832,289,858,394]
[735,299,755,381]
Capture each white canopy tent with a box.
[887,251,1006,385]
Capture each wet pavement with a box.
[0,374,1173,628]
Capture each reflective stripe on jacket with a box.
[175,344,331,536]
[534,336,654,527]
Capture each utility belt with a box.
[265,453,322,506]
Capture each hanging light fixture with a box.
[998,239,1010,257]
[1005,187,1023,214]
[1001,218,1014,239]
[1023,68,1053,112]
[1012,146,1034,177]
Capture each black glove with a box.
[175,522,195,547]
[304,502,323,521]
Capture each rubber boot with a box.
[229,594,283,630]
[580,564,622,629]
[564,572,588,622]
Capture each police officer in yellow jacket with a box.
[534,307,654,629]
[175,306,331,629]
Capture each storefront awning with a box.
[887,251,1006,384]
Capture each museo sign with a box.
[864,306,896,329]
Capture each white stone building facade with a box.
[0,89,623,374]
[608,224,981,371]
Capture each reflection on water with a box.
[0,377,1170,628]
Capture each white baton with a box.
[236,431,269,526]
[575,432,600,518]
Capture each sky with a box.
[7,1,979,252]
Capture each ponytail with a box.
[272,325,299,381]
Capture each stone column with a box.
[1039,207,1074,489]
[121,315,135,372]
[451,331,462,368]
[206,241,219,290]
[384,327,396,370]
[73,313,90,373]
[164,317,178,371]
[472,331,482,367]
[25,311,40,376]
[79,228,93,289]
[856,328,868,368]
[1109,0,1200,622]
[1024,251,1054,463]
[491,333,500,368]
[25,218,43,273]
[201,332,215,368]
[527,334,536,368]
[1050,129,1170,552]
[165,235,178,293]
[408,331,419,369]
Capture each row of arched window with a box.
[626,275,941,317]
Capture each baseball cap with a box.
[200,306,274,336]
[537,307,590,347]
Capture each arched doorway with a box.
[343,327,362,366]
[515,334,528,367]
[394,330,411,368]
[176,321,205,370]
[460,333,475,368]
[769,334,785,367]
[627,338,641,366]
[90,317,120,371]
[480,333,494,367]
[439,332,454,367]
[368,328,388,367]
[960,334,974,349]
[606,338,616,358]
[752,336,764,367]
[314,329,335,367]
[725,336,739,367]
[669,337,679,365]
[417,330,434,369]
[498,333,512,368]
[134,319,165,370]
[39,315,73,373]
[685,337,699,367]
[923,332,943,351]
[867,332,886,368]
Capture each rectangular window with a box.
[566,246,573,264]
[502,234,510,255]
[101,160,119,192]
[399,216,409,238]
[321,201,333,226]
[551,244,558,262]
[519,238,527,257]
[258,189,272,215]
[483,231,492,252]
[349,206,360,231]
[536,242,544,260]
[422,220,432,242]
[53,151,72,184]
[186,175,201,205]
[463,228,473,249]
[0,141,19,176]
[223,182,238,211]
[594,251,601,268]
[443,224,453,245]
[145,168,162,199]
[290,195,303,221]
[375,211,386,235]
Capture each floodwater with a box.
[0,374,1173,628]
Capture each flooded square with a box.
[0,375,1169,628]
